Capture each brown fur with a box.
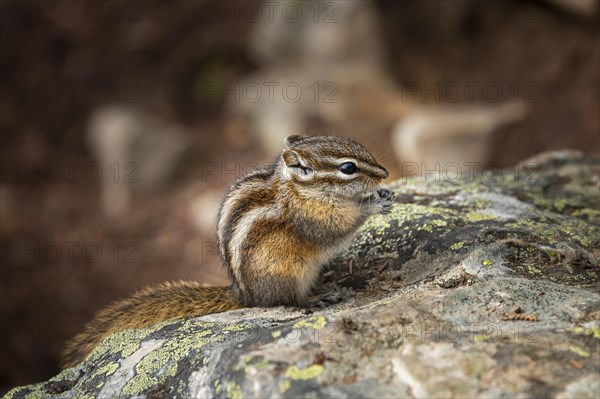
[61,282,238,368]
[216,135,391,309]
[62,135,392,368]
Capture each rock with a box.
[545,0,599,18]
[189,189,222,237]
[392,102,527,174]
[87,106,191,219]
[233,0,395,154]
[5,150,599,399]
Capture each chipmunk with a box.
[62,134,394,368]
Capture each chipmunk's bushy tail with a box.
[61,282,239,368]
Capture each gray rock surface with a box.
[5,150,599,399]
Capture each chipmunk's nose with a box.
[364,164,388,179]
[378,166,389,179]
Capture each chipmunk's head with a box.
[279,135,388,198]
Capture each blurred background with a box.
[0,0,598,392]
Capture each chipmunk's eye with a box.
[339,162,358,175]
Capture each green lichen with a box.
[573,326,600,340]
[164,362,179,378]
[556,222,598,249]
[361,203,459,233]
[499,230,598,288]
[15,391,44,399]
[569,345,591,357]
[417,218,449,232]
[91,361,119,380]
[466,212,496,222]
[417,223,434,232]
[121,373,156,398]
[279,380,292,393]
[482,258,493,266]
[3,386,42,399]
[545,249,557,258]
[473,335,488,343]
[223,323,251,331]
[293,316,326,330]
[279,364,325,393]
[235,355,269,373]
[525,265,543,276]
[473,198,490,208]
[86,319,175,365]
[506,219,561,242]
[286,364,324,380]
[248,356,269,370]
[572,208,600,224]
[121,325,219,397]
[350,201,460,261]
[225,381,243,399]
[3,363,85,399]
[506,214,599,251]
[451,242,466,250]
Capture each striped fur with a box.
[62,135,392,368]
[217,135,391,307]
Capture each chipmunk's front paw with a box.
[306,291,344,308]
[377,188,395,214]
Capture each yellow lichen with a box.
[572,327,600,340]
[293,316,326,330]
[451,242,466,250]
[286,364,324,380]
[466,212,496,222]
[236,355,269,373]
[473,335,488,343]
[225,381,243,399]
[223,323,250,331]
[92,362,119,379]
[279,380,292,393]
[120,322,221,396]
[569,345,590,357]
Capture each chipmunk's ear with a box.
[281,149,301,167]
[284,135,304,148]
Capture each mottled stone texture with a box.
[5,150,599,399]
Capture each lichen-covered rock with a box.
[5,150,599,399]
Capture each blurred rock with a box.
[189,189,221,237]
[233,0,395,153]
[545,0,599,18]
[557,374,600,399]
[392,102,526,176]
[250,0,383,67]
[6,151,599,398]
[87,106,190,219]
[235,0,530,170]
